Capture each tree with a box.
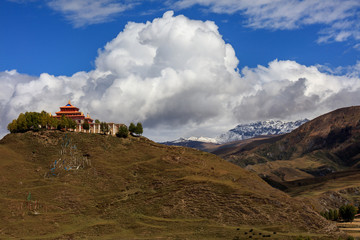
[57,115,76,131]
[17,113,27,132]
[100,122,109,135]
[328,209,334,221]
[40,111,51,129]
[66,117,76,130]
[95,119,100,124]
[50,117,59,129]
[7,119,18,133]
[116,125,128,138]
[129,122,136,133]
[333,209,339,221]
[83,121,90,131]
[339,204,357,222]
[135,122,143,135]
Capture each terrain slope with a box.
[214,106,360,210]
[219,106,360,181]
[0,131,338,239]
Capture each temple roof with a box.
[59,100,79,110]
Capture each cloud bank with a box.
[172,0,360,43]
[1,11,360,141]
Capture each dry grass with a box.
[0,131,340,239]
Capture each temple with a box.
[52,101,122,136]
[54,100,93,124]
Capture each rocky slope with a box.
[0,130,339,239]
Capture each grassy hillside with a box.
[217,106,360,182]
[0,131,340,239]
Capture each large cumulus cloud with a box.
[1,11,360,141]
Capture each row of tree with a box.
[7,111,76,133]
[116,122,143,138]
[320,204,358,222]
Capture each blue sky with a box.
[1,0,359,76]
[1,0,360,141]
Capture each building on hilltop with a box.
[53,100,93,123]
[52,101,123,136]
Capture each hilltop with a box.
[0,130,339,239]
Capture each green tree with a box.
[83,121,90,130]
[7,119,18,133]
[17,113,27,132]
[116,124,128,138]
[129,122,136,133]
[100,122,109,135]
[328,209,334,220]
[135,122,143,135]
[50,117,59,129]
[333,209,339,221]
[39,111,50,129]
[339,204,357,222]
[25,112,41,131]
[95,119,100,124]
[67,118,76,130]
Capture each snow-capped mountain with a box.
[173,136,218,144]
[216,119,309,144]
[161,119,309,147]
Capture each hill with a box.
[0,130,339,239]
[214,106,360,209]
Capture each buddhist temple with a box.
[52,101,123,136]
[53,101,93,123]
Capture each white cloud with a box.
[173,0,360,44]
[1,12,360,141]
[47,0,135,27]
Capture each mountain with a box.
[161,119,308,151]
[216,119,309,144]
[213,106,360,210]
[0,130,339,239]
[160,137,219,152]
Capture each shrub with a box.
[116,125,129,138]
[339,204,357,222]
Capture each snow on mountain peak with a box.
[216,119,309,144]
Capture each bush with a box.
[83,121,90,130]
[116,125,128,138]
[339,204,357,222]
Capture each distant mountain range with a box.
[161,119,309,146]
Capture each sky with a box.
[1,0,360,142]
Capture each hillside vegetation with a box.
[0,131,339,239]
